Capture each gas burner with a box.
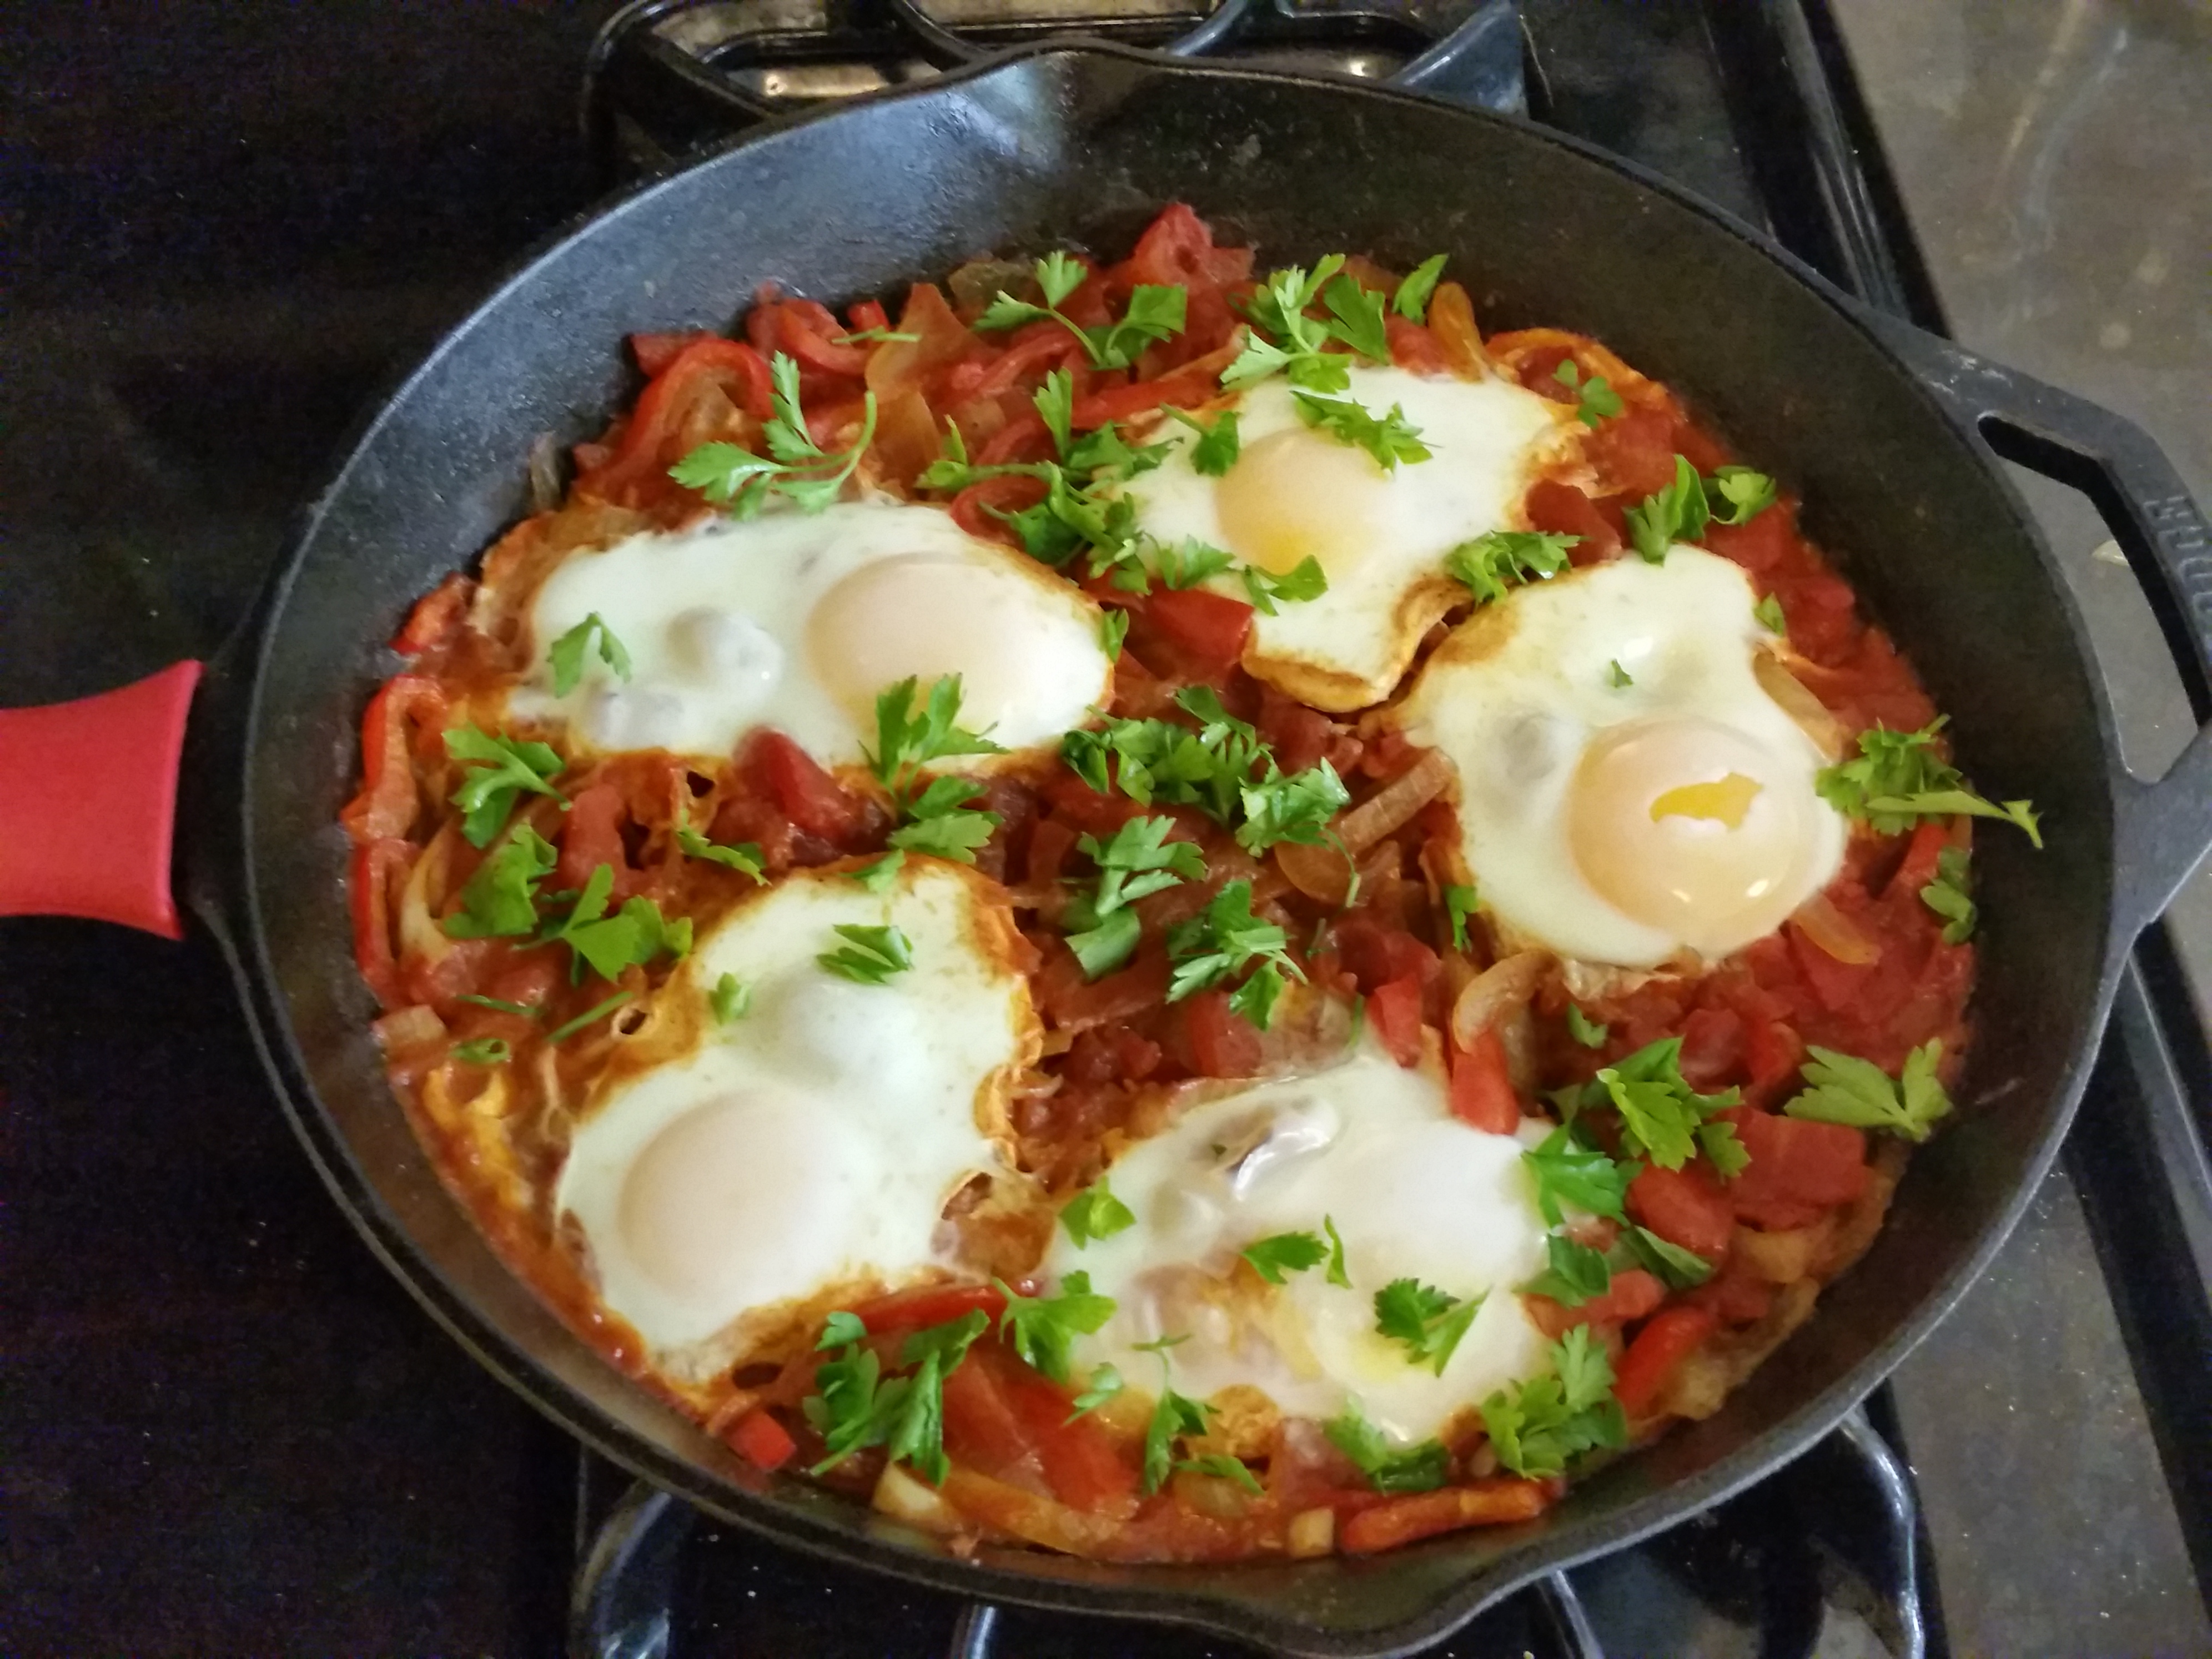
[585,0,1525,177]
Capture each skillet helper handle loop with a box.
[1867,314,2212,942]
[0,661,203,938]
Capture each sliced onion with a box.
[1337,749,1454,855]
[1754,648,1846,760]
[1791,891,1880,966]
[1275,839,1354,906]
[1427,281,1492,380]
[1288,1507,1336,1559]
[1449,950,1551,1052]
[873,1464,964,1533]
[372,1003,446,1056]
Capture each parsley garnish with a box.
[675,825,766,882]
[1148,536,1238,589]
[545,989,634,1044]
[1623,454,1710,564]
[817,923,913,985]
[1607,659,1633,688]
[1098,607,1129,661]
[1167,408,1241,476]
[1705,464,1778,524]
[1520,1233,1613,1307]
[1784,1040,1954,1142]
[973,252,1188,370]
[443,825,558,939]
[1480,1326,1627,1477]
[847,850,906,894]
[1565,1004,1608,1049]
[1392,254,1448,324]
[1815,718,2042,846]
[1060,1179,1136,1248]
[1374,1277,1484,1375]
[445,725,565,848]
[1066,1363,1123,1422]
[1061,690,1345,862]
[451,1037,510,1066]
[1617,1225,1714,1290]
[547,612,632,698]
[1060,816,1206,981]
[1326,1397,1450,1494]
[1443,884,1481,951]
[1554,1036,1741,1172]
[1224,258,1385,393]
[708,972,750,1024]
[1239,555,1329,615]
[1290,391,1431,471]
[1324,1215,1351,1287]
[1133,1339,1214,1495]
[1554,359,1624,428]
[865,676,1004,864]
[995,1271,1116,1384]
[1445,530,1577,605]
[540,863,692,982]
[1033,366,1075,459]
[1165,879,1305,1030]
[1175,1452,1264,1495]
[1753,592,1788,635]
[1921,845,1975,943]
[668,351,876,516]
[1239,1230,1329,1285]
[457,993,540,1018]
[804,1309,989,1486]
[1522,1124,1637,1226]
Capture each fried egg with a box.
[554,858,1038,1380]
[1124,366,1573,711]
[507,501,1112,768]
[1042,1043,1555,1442]
[1392,546,1847,968]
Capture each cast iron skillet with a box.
[5,44,2210,1659]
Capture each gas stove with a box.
[3,3,2205,1655]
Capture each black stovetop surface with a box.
[4,4,2206,1655]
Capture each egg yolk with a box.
[1567,718,1816,954]
[1214,427,1396,576]
[806,553,1084,733]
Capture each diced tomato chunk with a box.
[1701,505,1794,574]
[1449,1025,1520,1134]
[1524,477,1621,562]
[1368,974,1426,1068]
[1528,1268,1665,1338]
[1331,913,1439,995]
[556,782,632,894]
[1787,919,1877,1013]
[728,1410,797,1472]
[1628,1164,1737,1260]
[1677,1007,1745,1087]
[1587,405,1679,498]
[1613,1306,1718,1418]
[1182,989,1264,1078]
[846,1283,1008,1339]
[1138,587,1253,678]
[1728,1109,1869,1226]
[1000,1366,1140,1513]
[742,729,873,843]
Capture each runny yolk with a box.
[1213,426,1394,576]
[1568,720,1813,954]
[1650,772,1764,828]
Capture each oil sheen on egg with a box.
[1393,546,1847,968]
[554,859,1037,1381]
[1124,366,1573,711]
[1042,1043,1555,1442]
[506,500,1112,767]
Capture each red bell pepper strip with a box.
[1613,1305,1718,1419]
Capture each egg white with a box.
[506,500,1111,768]
[554,859,1036,1380]
[1041,1042,1555,1443]
[1123,366,1573,711]
[1392,546,1848,968]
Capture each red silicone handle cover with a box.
[0,661,203,938]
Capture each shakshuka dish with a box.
[344,205,2040,1562]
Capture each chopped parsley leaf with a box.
[1392,254,1449,324]
[675,826,766,882]
[547,612,633,698]
[1374,1276,1483,1375]
[1785,1040,1954,1142]
[1622,454,1710,564]
[1239,1230,1330,1285]
[444,725,565,848]
[1480,1326,1627,1478]
[443,824,558,939]
[669,351,876,516]
[708,972,750,1024]
[1554,358,1624,428]
[1522,1124,1637,1226]
[1445,530,1577,605]
[451,1037,511,1066]
[1815,718,2042,846]
[1921,844,1976,943]
[995,1271,1115,1385]
[816,923,914,985]
[1326,1397,1450,1494]
[1060,1179,1136,1248]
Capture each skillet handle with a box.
[0,661,203,939]
[1863,313,2212,944]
